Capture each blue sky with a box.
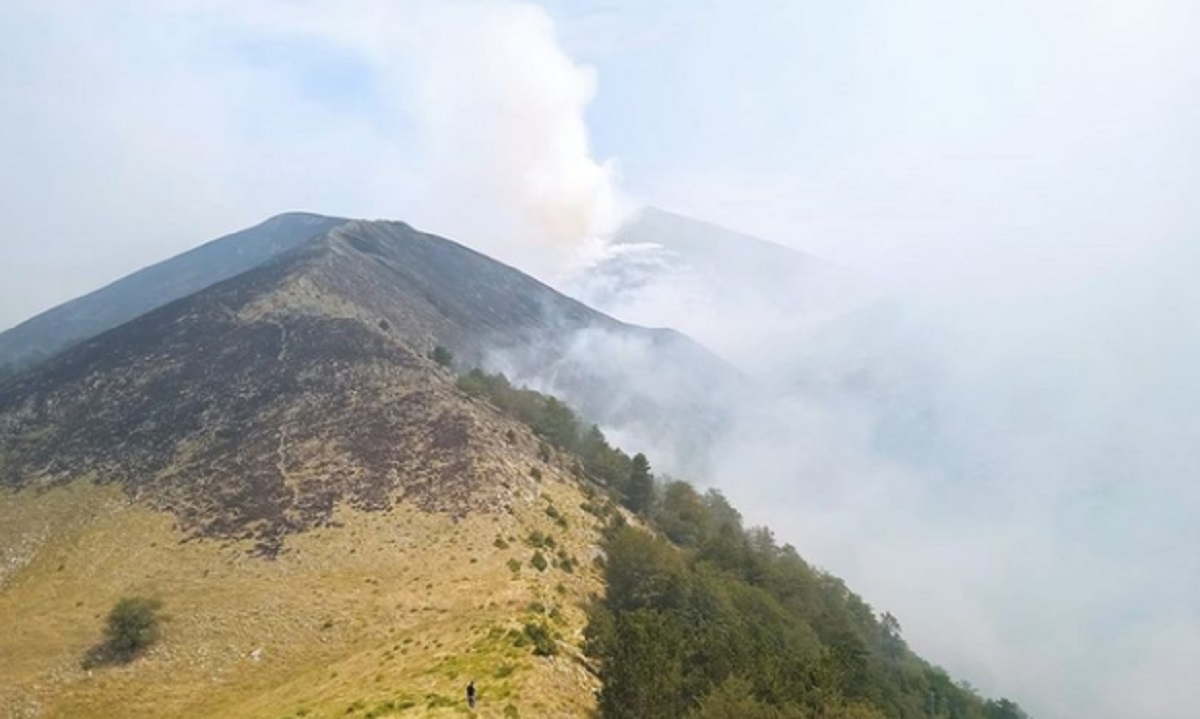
[2,3,1198,717]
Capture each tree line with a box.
[458,368,1030,719]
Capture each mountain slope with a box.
[0,216,740,477]
[0,212,348,375]
[0,218,725,551]
[0,218,641,718]
[1,448,608,718]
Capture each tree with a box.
[878,611,908,659]
[599,609,687,718]
[985,699,1030,719]
[690,676,781,719]
[655,481,712,547]
[625,453,655,513]
[531,396,580,451]
[430,345,453,368]
[101,597,164,661]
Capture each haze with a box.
[3,3,1198,718]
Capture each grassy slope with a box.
[0,455,604,719]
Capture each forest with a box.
[458,368,1030,719]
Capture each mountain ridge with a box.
[0,212,349,375]
[0,217,738,554]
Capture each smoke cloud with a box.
[0,0,622,331]
[401,3,625,276]
[567,213,1200,719]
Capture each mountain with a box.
[577,206,840,313]
[0,216,741,477]
[0,213,1027,719]
[569,207,936,464]
[0,218,737,549]
[565,207,877,384]
[0,212,348,376]
[0,218,649,718]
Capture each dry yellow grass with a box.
[0,465,606,719]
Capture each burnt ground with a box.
[0,248,531,557]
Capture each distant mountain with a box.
[570,206,936,468]
[579,206,838,311]
[0,212,348,375]
[568,206,865,376]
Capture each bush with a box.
[556,548,576,574]
[523,622,557,656]
[525,530,552,549]
[430,345,453,368]
[545,504,568,528]
[106,596,163,654]
[530,551,548,572]
[85,596,163,666]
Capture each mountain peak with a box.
[0,213,351,373]
[0,214,739,555]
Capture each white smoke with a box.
[400,2,625,277]
[0,0,625,330]
[225,0,626,276]
[570,213,1200,719]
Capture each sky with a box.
[2,2,1199,717]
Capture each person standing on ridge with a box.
[466,680,477,709]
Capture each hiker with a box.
[466,680,477,709]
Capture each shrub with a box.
[525,530,550,548]
[523,622,557,656]
[430,345,453,368]
[86,596,163,665]
[530,551,548,572]
[544,504,567,528]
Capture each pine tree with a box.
[625,453,654,513]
